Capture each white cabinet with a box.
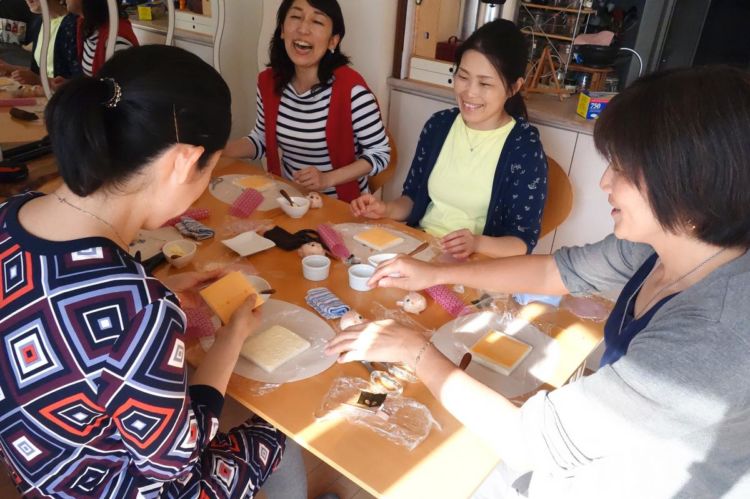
[131,27,213,64]
[551,133,612,252]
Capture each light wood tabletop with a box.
[0,89,47,150]
[179,158,604,499]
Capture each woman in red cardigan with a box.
[67,0,138,77]
[223,0,390,202]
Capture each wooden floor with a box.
[0,396,375,499]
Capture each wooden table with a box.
[0,90,47,150]
[180,159,604,498]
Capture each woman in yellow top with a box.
[351,20,548,259]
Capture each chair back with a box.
[540,156,574,238]
[368,130,397,197]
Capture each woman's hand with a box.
[440,229,478,260]
[11,68,40,85]
[219,295,262,344]
[368,255,439,290]
[293,166,330,191]
[325,319,427,367]
[350,194,387,219]
[162,268,224,308]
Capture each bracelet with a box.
[413,340,432,372]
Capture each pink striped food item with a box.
[317,223,350,260]
[425,285,470,317]
[162,207,210,227]
[184,307,217,338]
[229,188,264,217]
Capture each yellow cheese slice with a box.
[353,227,404,251]
[240,325,311,373]
[199,271,261,324]
[470,330,532,376]
[232,175,274,191]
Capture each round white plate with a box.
[431,311,561,398]
[201,299,337,383]
[208,174,302,211]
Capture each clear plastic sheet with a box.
[560,294,614,322]
[220,218,276,237]
[200,299,337,384]
[315,376,440,451]
[430,299,561,402]
[333,223,439,263]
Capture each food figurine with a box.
[339,310,366,331]
[297,241,325,258]
[397,292,427,314]
[306,192,323,208]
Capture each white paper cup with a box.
[302,255,331,281]
[162,239,197,269]
[348,264,375,291]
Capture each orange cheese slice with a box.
[199,271,260,324]
[353,227,404,251]
[470,330,532,376]
[232,175,274,191]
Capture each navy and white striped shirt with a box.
[247,81,390,198]
[81,30,133,76]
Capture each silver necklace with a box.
[463,122,494,153]
[618,247,727,335]
[52,193,130,250]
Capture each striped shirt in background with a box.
[81,31,133,76]
[247,81,390,199]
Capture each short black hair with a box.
[268,0,350,94]
[454,19,529,120]
[46,45,232,197]
[594,65,750,248]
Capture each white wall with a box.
[258,0,398,121]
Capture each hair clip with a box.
[100,77,122,109]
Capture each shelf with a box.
[520,28,575,42]
[521,2,595,15]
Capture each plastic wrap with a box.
[315,376,440,451]
[429,300,561,402]
[200,299,337,384]
[561,294,614,322]
[334,223,438,263]
[220,218,276,237]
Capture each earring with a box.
[329,48,335,55]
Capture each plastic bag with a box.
[560,294,614,322]
[220,217,276,237]
[315,376,440,451]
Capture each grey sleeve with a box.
[553,234,654,296]
[520,303,748,476]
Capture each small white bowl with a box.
[276,196,310,218]
[245,274,271,307]
[302,255,331,281]
[348,264,375,291]
[163,239,197,269]
[367,252,398,267]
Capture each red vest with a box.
[257,65,369,202]
[76,18,139,76]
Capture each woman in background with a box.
[223,0,390,202]
[351,20,547,259]
[67,0,138,76]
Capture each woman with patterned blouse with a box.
[0,46,295,498]
[223,0,390,202]
[351,20,548,259]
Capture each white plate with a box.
[208,173,303,211]
[430,311,561,398]
[200,299,337,383]
[222,231,275,257]
[0,77,19,89]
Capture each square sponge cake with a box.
[240,325,311,373]
[353,227,404,251]
[232,175,274,191]
[199,271,262,324]
[469,330,532,376]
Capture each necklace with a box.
[52,193,130,250]
[618,247,727,335]
[463,122,493,153]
